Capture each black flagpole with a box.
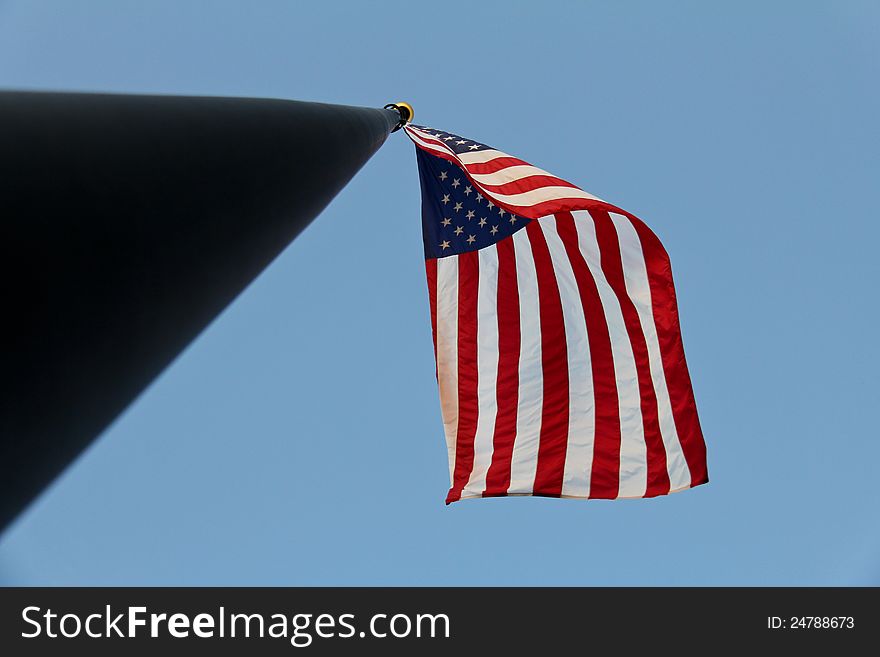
[0,91,413,532]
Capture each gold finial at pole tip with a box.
[385,102,414,132]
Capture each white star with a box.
[509,215,517,224]
[440,240,450,250]
[498,207,506,217]
[478,217,487,227]
[463,185,472,196]
[453,202,463,212]
[466,234,476,244]
[490,225,499,235]
[451,178,461,188]
[466,210,475,220]
[454,226,463,235]
[475,193,483,203]
[456,139,467,145]
[441,217,451,226]
[443,136,455,141]
[439,171,448,181]
[468,144,480,150]
[441,194,450,205]
[487,200,494,209]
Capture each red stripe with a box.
[408,129,526,177]
[497,197,605,221]
[590,209,670,497]
[406,132,462,164]
[425,259,438,378]
[406,127,456,154]
[625,213,708,488]
[483,237,519,497]
[407,129,529,178]
[408,127,624,220]
[407,128,605,222]
[462,156,530,175]
[555,213,620,498]
[446,251,480,503]
[475,174,580,197]
[526,222,570,497]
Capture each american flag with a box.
[405,123,708,503]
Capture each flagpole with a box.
[0,91,412,531]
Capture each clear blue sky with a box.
[1,0,877,585]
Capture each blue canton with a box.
[414,125,531,260]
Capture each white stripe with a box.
[435,256,459,484]
[408,127,508,166]
[507,229,543,495]
[405,126,460,156]
[406,125,434,137]
[572,210,648,498]
[406,129,455,159]
[538,217,596,497]
[469,164,567,187]
[408,131,511,171]
[456,148,510,165]
[407,125,447,140]
[461,246,500,498]
[609,212,692,490]
[407,127,603,210]
[482,185,601,210]
[406,125,451,146]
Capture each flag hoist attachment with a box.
[385,102,414,131]
[0,91,410,532]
